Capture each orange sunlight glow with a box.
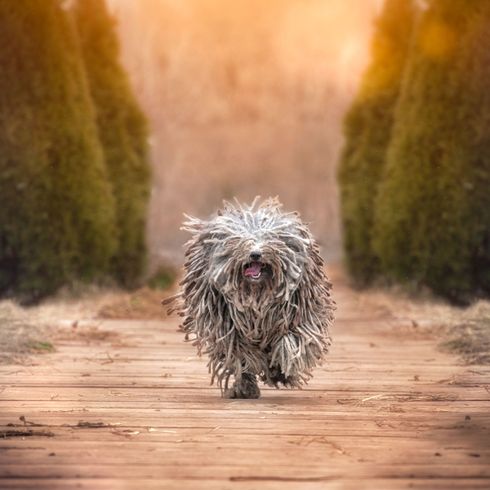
[106,0,380,264]
[275,0,376,88]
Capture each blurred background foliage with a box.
[74,0,151,288]
[339,0,418,286]
[340,0,490,304]
[0,0,488,305]
[108,0,377,267]
[0,0,150,303]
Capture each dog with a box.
[163,197,334,398]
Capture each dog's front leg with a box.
[224,372,260,399]
[267,333,311,388]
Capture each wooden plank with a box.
[0,446,489,466]
[0,462,489,480]
[1,478,490,490]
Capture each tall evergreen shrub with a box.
[338,0,417,285]
[0,0,116,303]
[74,0,151,287]
[373,0,490,303]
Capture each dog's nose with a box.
[250,251,262,261]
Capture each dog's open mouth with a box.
[243,261,266,280]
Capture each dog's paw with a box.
[224,374,260,399]
[266,366,302,388]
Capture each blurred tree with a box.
[74,0,150,286]
[338,0,417,285]
[73,0,151,287]
[373,0,490,303]
[0,0,116,303]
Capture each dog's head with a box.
[182,198,317,310]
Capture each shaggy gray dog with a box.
[164,198,334,399]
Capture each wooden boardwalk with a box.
[1,280,489,489]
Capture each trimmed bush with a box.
[338,0,417,285]
[73,0,151,287]
[373,0,490,303]
[0,0,116,303]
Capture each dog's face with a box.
[202,203,311,306]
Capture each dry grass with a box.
[442,317,490,365]
[0,289,116,364]
[0,302,54,364]
[332,265,490,365]
[0,280,174,364]
[97,286,171,320]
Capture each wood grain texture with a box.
[1,281,489,490]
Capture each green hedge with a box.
[338,0,417,285]
[373,0,490,303]
[74,0,151,287]
[0,0,116,303]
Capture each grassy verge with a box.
[0,302,54,364]
[441,318,490,365]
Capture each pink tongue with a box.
[244,262,262,277]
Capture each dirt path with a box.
[1,277,489,489]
